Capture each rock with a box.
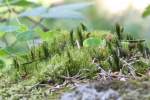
[61,84,121,100]
[61,80,150,100]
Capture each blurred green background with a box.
[1,0,150,40]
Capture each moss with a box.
[3,28,150,83]
[1,26,150,99]
[41,47,97,82]
[133,61,149,74]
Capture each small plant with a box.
[69,30,75,47]
[9,24,150,81]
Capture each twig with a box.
[99,73,129,78]
[120,58,137,79]
[1,8,49,31]
[28,82,42,91]
[49,82,68,93]
[25,17,49,32]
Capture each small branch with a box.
[25,17,49,32]
[1,8,49,32]
[120,58,137,79]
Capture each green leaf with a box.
[0,25,28,36]
[20,2,93,19]
[38,30,57,41]
[42,10,85,19]
[20,6,47,17]
[42,2,93,19]
[16,31,38,41]
[12,0,33,6]
[0,25,19,32]
[0,49,8,57]
[50,2,93,11]
[3,0,34,6]
[0,31,5,38]
[4,33,17,46]
[20,6,85,19]
[83,37,106,47]
[16,25,29,33]
[143,5,150,17]
[5,41,28,54]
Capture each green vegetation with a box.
[0,23,150,99]
[1,0,150,99]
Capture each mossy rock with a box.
[61,79,150,100]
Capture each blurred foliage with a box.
[0,2,150,97]
[0,0,94,68]
[143,5,150,17]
